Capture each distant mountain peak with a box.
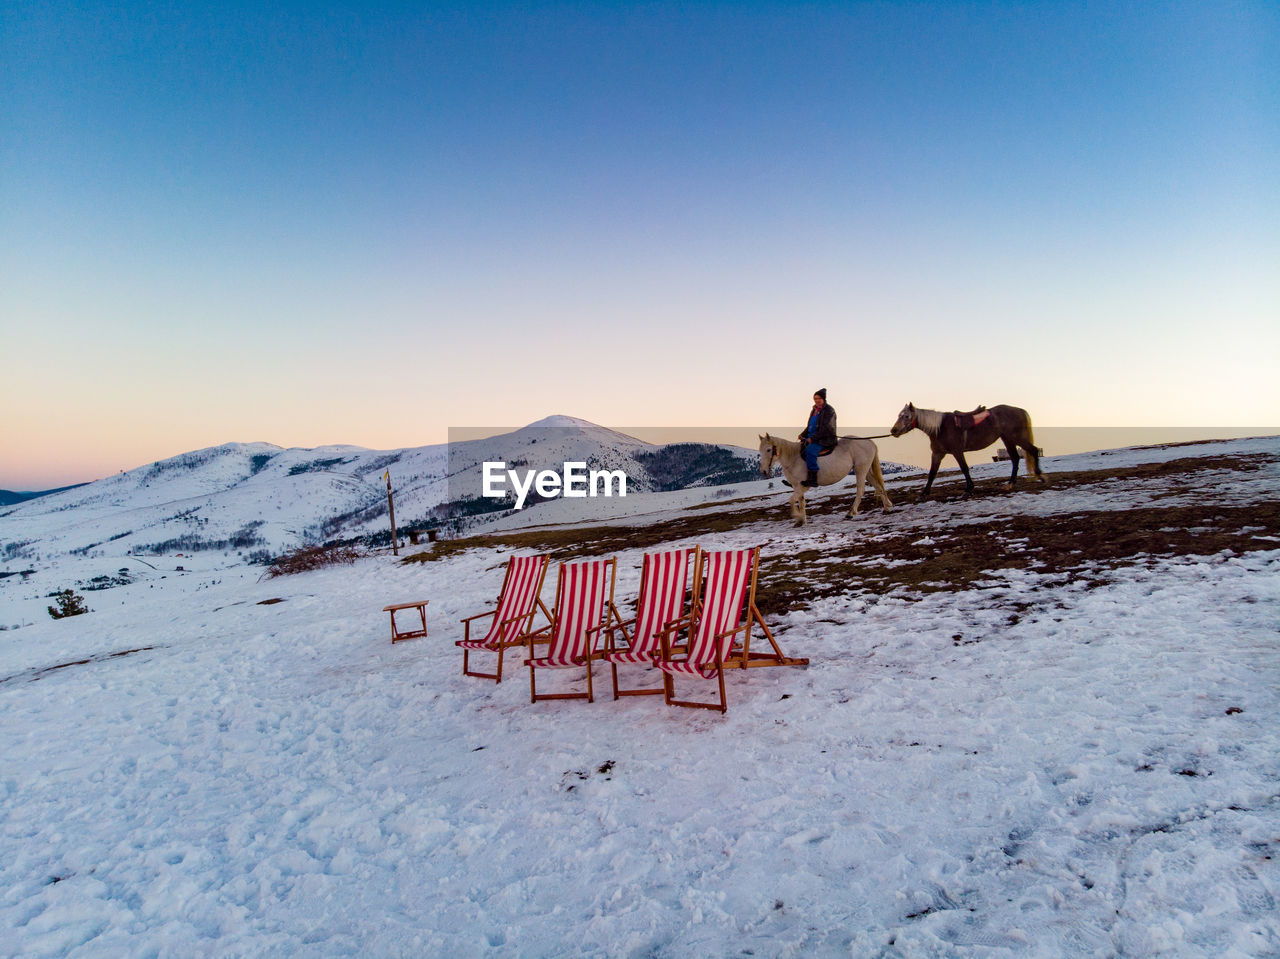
[524,415,602,429]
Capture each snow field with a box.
[3,436,1279,957]
[3,534,1278,956]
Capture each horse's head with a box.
[890,403,917,438]
[758,434,779,477]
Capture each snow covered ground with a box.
[2,438,1278,957]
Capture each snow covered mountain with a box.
[0,418,784,563]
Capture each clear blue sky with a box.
[3,1,1277,488]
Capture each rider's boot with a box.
[802,469,819,488]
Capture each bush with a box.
[48,589,89,619]
[265,544,365,578]
[136,521,265,555]
[287,457,353,476]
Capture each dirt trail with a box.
[405,448,1280,617]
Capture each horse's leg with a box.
[788,483,806,525]
[1003,438,1021,488]
[848,465,865,517]
[921,451,943,501]
[955,451,975,498]
[871,454,892,511]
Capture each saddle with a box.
[947,406,990,431]
[800,436,838,457]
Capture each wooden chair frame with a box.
[657,546,808,713]
[383,599,430,643]
[526,557,622,704]
[457,555,552,682]
[600,546,701,699]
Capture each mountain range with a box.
[0,485,89,507]
[3,416,853,565]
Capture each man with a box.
[798,388,837,488]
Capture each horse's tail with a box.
[870,449,893,509]
[1021,407,1038,446]
[1020,408,1046,477]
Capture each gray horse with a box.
[891,402,1045,500]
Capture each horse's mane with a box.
[767,434,802,454]
[912,407,945,434]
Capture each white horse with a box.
[759,434,892,526]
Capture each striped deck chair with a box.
[525,557,620,704]
[457,554,551,682]
[600,547,700,699]
[655,547,808,713]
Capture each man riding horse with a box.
[799,388,837,488]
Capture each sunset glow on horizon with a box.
[3,2,1277,490]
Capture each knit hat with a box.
[814,388,827,400]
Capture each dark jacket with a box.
[801,403,838,447]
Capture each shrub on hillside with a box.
[48,589,89,619]
[137,521,265,555]
[4,540,36,560]
[287,457,353,476]
[265,544,365,578]
[249,453,275,475]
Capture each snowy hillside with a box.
[0,440,440,564]
[1,435,1277,957]
[0,418,792,565]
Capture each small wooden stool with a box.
[382,599,429,643]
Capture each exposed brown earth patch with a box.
[756,500,1280,616]
[802,452,1271,514]
[403,448,1280,617]
[402,500,772,564]
[0,646,165,687]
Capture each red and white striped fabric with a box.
[527,558,612,668]
[658,548,754,680]
[606,548,693,665]
[457,555,547,650]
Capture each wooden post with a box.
[385,471,399,556]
